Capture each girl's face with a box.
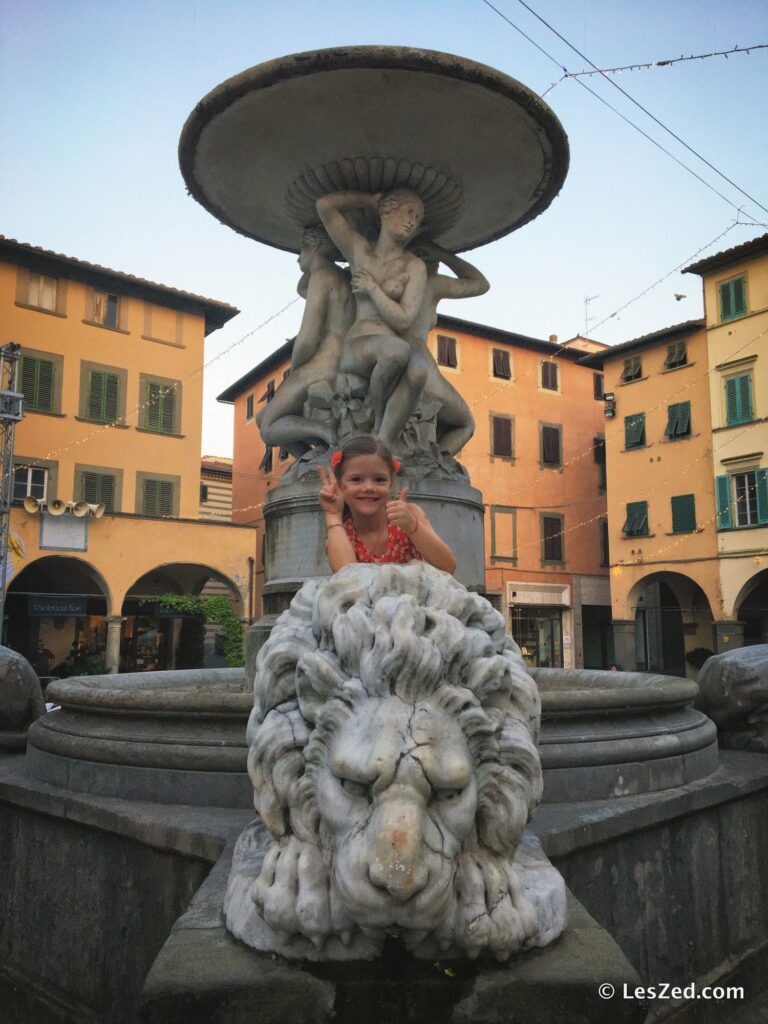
[338,454,393,518]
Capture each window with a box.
[664,342,688,369]
[490,415,514,458]
[541,514,564,563]
[142,379,178,434]
[13,465,47,502]
[719,276,747,322]
[279,447,290,462]
[624,413,646,449]
[492,348,511,379]
[593,434,606,489]
[541,360,558,391]
[86,369,120,423]
[671,493,696,533]
[246,394,255,419]
[622,501,649,536]
[27,273,58,312]
[260,445,274,474]
[620,356,642,382]
[717,470,768,529]
[93,291,120,329]
[200,483,209,502]
[437,335,457,368]
[79,471,116,513]
[599,518,609,567]
[665,401,691,440]
[259,379,275,403]
[541,424,562,467]
[490,506,516,562]
[593,372,604,400]
[724,372,753,426]
[141,478,176,517]
[20,355,55,412]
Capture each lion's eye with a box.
[435,788,464,803]
[339,777,370,799]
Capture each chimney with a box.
[549,334,558,345]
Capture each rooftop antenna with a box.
[584,294,600,336]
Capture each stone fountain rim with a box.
[178,44,570,254]
[47,669,250,714]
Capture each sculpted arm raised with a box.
[420,240,490,300]
[316,191,380,264]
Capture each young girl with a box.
[317,436,456,574]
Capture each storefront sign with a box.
[28,595,87,617]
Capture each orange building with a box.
[1,235,256,674]
[219,315,610,669]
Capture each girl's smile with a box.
[339,454,392,518]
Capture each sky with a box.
[1,0,766,457]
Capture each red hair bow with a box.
[330,450,343,467]
[392,456,401,472]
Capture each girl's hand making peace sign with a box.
[317,466,345,517]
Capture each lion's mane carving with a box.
[225,562,566,961]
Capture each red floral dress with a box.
[343,519,419,564]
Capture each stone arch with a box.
[5,556,112,675]
[624,570,716,678]
[734,568,768,646]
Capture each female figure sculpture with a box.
[316,189,428,445]
[257,228,354,457]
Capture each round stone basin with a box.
[26,667,719,807]
[26,669,253,808]
[531,669,719,802]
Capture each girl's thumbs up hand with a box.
[386,486,418,536]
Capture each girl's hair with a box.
[331,435,398,481]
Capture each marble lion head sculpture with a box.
[225,562,566,961]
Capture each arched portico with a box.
[5,556,111,676]
[614,571,716,678]
[735,568,768,646]
[117,562,245,673]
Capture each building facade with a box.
[1,235,256,674]
[579,233,768,674]
[219,315,611,669]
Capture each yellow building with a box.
[580,233,768,673]
[1,235,256,674]
[219,315,611,669]
[684,233,768,648]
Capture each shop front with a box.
[506,581,572,669]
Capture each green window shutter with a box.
[756,468,768,525]
[143,479,158,516]
[664,405,678,438]
[145,382,161,429]
[677,401,691,436]
[625,413,645,448]
[716,475,732,529]
[82,472,100,504]
[158,481,174,516]
[737,373,753,421]
[623,500,648,536]
[20,356,55,411]
[719,282,733,320]
[87,371,104,419]
[671,494,696,533]
[82,472,116,511]
[733,277,746,316]
[100,475,115,513]
[160,386,175,433]
[725,377,739,425]
[104,373,119,422]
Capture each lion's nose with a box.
[368,853,429,902]
[367,801,430,902]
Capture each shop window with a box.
[20,355,55,412]
[511,605,563,668]
[593,372,604,399]
[620,356,642,382]
[671,493,696,534]
[142,378,179,434]
[724,372,753,426]
[490,415,514,458]
[622,500,649,537]
[13,465,48,502]
[541,424,562,467]
[719,275,747,322]
[437,335,458,368]
[665,401,691,440]
[664,342,688,369]
[624,412,646,449]
[492,348,511,379]
[541,360,558,391]
[541,514,564,563]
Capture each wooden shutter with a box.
[593,435,606,464]
[733,277,746,315]
[259,446,274,473]
[492,417,512,457]
[492,348,510,379]
[623,501,648,536]
[625,413,645,448]
[88,371,105,419]
[542,516,563,561]
[160,385,176,433]
[671,494,696,533]
[542,425,561,465]
[158,481,174,516]
[725,373,753,425]
[677,401,691,436]
[21,356,54,411]
[665,405,678,438]
[437,335,457,368]
[145,381,162,429]
[246,394,254,419]
[104,373,119,422]
[83,472,115,511]
[715,476,732,529]
[541,361,558,390]
[664,342,687,368]
[756,468,768,525]
[143,479,158,516]
[593,373,604,399]
[600,519,609,566]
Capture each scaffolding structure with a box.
[0,343,24,643]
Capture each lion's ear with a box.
[295,652,345,722]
